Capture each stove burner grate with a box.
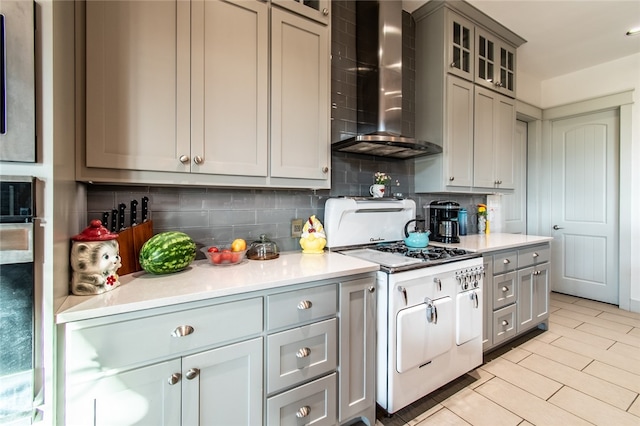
[375,243,471,262]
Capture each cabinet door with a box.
[475,28,516,98]
[85,1,191,172]
[65,359,182,426]
[497,41,516,97]
[182,338,263,426]
[272,0,330,25]
[445,75,474,188]
[271,7,330,182]
[445,10,474,81]
[473,86,515,189]
[518,264,550,332]
[191,0,269,176]
[338,278,376,424]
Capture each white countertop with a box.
[430,233,553,253]
[56,251,379,324]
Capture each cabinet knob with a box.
[322,8,329,16]
[503,259,510,264]
[185,368,200,380]
[368,286,376,293]
[501,320,509,326]
[179,155,190,164]
[449,176,455,182]
[296,406,311,419]
[322,166,329,173]
[297,300,312,310]
[501,286,509,292]
[167,373,181,385]
[171,325,194,337]
[533,252,539,258]
[296,347,311,358]
[193,155,204,165]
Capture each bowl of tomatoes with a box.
[201,240,247,266]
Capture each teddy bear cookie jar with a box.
[70,219,122,296]
[299,215,327,254]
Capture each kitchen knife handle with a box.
[141,196,149,222]
[111,209,118,233]
[130,199,138,226]
[118,203,126,231]
[101,211,109,228]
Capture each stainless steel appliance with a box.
[427,200,461,243]
[325,198,483,414]
[0,0,36,162]
[0,176,35,423]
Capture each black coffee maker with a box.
[427,201,461,243]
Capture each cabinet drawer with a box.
[492,271,517,310]
[267,284,337,331]
[267,318,337,393]
[65,297,263,376]
[518,244,550,269]
[267,373,337,426]
[492,304,517,346]
[492,250,517,275]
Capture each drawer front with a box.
[267,284,337,331]
[493,304,517,345]
[518,244,550,269]
[66,297,263,377]
[267,373,337,426]
[267,318,337,393]
[492,250,518,275]
[492,271,517,310]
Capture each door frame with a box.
[528,91,633,310]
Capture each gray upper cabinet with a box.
[272,0,330,25]
[413,1,524,193]
[79,0,330,189]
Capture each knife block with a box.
[117,228,137,276]
[133,220,154,271]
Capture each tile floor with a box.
[376,292,640,426]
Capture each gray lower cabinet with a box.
[483,243,550,352]
[60,274,376,425]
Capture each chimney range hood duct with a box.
[332,0,442,159]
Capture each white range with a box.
[325,197,484,414]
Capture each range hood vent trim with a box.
[332,0,442,159]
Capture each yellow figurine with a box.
[299,215,327,253]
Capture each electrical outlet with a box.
[291,218,303,238]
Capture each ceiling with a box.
[403,0,640,81]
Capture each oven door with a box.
[0,222,34,422]
[396,296,453,373]
[456,289,482,345]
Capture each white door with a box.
[503,120,527,233]
[550,109,619,304]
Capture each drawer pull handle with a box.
[502,320,509,326]
[185,368,200,380]
[171,325,194,337]
[503,259,510,264]
[296,347,311,358]
[296,406,311,419]
[167,373,181,385]
[297,300,312,310]
[533,252,539,258]
[501,286,509,292]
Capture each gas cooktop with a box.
[340,243,480,273]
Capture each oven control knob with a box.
[463,282,469,290]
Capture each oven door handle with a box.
[425,298,437,324]
[472,291,479,309]
[398,286,408,305]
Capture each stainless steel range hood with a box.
[332,0,442,159]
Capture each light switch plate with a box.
[291,219,303,238]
